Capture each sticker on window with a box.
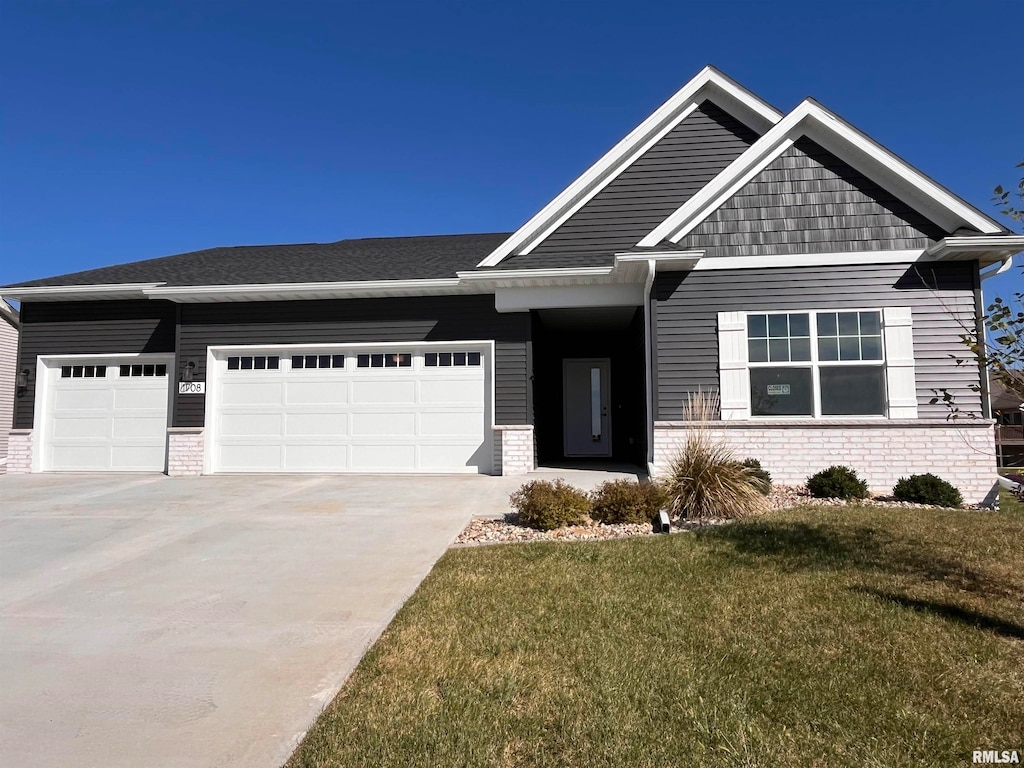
[766,384,791,395]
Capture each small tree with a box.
[930,162,1024,416]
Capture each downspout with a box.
[978,254,1017,422]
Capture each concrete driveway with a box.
[0,472,527,768]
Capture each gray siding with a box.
[653,261,982,420]
[176,295,530,427]
[679,137,949,256]
[13,300,177,429]
[500,101,760,269]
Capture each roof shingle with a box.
[6,233,512,288]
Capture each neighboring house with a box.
[0,299,18,474]
[1,67,1021,504]
[991,374,1024,467]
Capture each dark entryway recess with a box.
[530,306,647,466]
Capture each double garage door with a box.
[209,344,492,473]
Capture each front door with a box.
[562,358,611,457]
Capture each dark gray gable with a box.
[498,101,760,269]
[678,137,949,257]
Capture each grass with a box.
[1000,486,1023,514]
[288,505,1024,768]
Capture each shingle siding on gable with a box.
[652,261,981,420]
[678,137,949,256]
[501,102,760,268]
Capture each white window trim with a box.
[717,308,917,421]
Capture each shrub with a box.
[509,479,591,531]
[662,391,769,520]
[590,479,668,525]
[741,458,772,495]
[806,465,870,500]
[892,473,963,507]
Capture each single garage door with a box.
[41,356,172,471]
[210,344,492,473]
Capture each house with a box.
[992,373,1024,467]
[0,299,18,474]
[1,67,1021,504]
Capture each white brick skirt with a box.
[652,420,998,506]
[5,429,33,474]
[493,425,535,476]
[167,428,205,477]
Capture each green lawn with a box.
[289,505,1024,768]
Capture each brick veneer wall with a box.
[493,425,535,476]
[652,420,998,506]
[167,428,205,477]
[5,429,32,473]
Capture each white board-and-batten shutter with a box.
[882,306,917,418]
[717,311,750,420]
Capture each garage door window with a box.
[292,354,345,369]
[425,351,481,367]
[357,352,411,368]
[119,363,168,377]
[227,355,280,371]
[61,364,108,378]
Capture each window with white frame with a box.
[745,310,887,417]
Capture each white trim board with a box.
[476,66,782,268]
[639,99,1006,248]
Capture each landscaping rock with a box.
[452,484,981,547]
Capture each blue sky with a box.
[1,0,1021,297]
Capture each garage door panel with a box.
[112,387,168,410]
[217,444,283,471]
[419,411,485,437]
[350,380,416,404]
[110,415,167,439]
[351,412,417,437]
[51,416,112,439]
[222,382,283,406]
[283,444,348,470]
[220,413,283,437]
[420,379,483,404]
[54,388,111,411]
[350,443,417,470]
[286,381,348,405]
[418,443,485,469]
[286,413,348,437]
[50,445,111,470]
[111,445,167,471]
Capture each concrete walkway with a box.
[0,468,639,768]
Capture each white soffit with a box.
[476,66,783,268]
[639,99,1006,248]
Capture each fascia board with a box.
[143,278,469,302]
[0,283,165,301]
[476,66,783,268]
